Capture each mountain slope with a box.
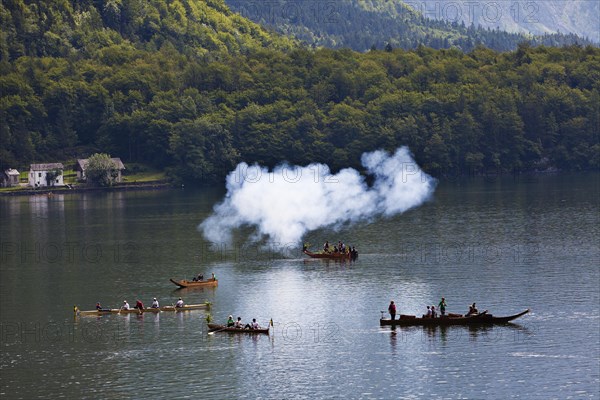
[413,0,599,42]
[1,0,598,182]
[224,0,595,52]
[0,0,294,61]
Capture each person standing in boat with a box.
[388,301,397,321]
[211,272,216,281]
[175,298,184,308]
[323,241,330,253]
[438,298,447,316]
[121,300,130,310]
[150,298,159,308]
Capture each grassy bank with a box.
[1,164,167,194]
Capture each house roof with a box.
[30,163,64,171]
[5,169,19,176]
[75,159,86,171]
[76,158,125,171]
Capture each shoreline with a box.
[0,181,173,197]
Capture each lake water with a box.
[1,173,598,399]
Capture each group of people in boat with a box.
[387,298,482,320]
[192,272,216,282]
[226,315,261,330]
[95,297,185,311]
[423,297,448,318]
[323,240,359,259]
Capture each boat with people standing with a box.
[380,309,530,327]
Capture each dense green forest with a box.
[1,0,599,183]
[225,0,595,52]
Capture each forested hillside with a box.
[1,0,599,183]
[225,0,595,52]
[0,0,294,59]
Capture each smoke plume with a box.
[200,147,436,245]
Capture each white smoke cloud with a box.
[200,147,436,245]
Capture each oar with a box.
[207,314,237,335]
[208,325,231,335]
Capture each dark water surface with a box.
[1,173,598,399]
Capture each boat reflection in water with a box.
[385,321,533,345]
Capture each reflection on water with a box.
[385,323,534,346]
[1,174,598,399]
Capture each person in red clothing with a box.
[134,300,144,310]
[388,300,397,321]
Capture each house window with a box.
[38,173,42,178]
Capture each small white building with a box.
[76,158,125,182]
[29,163,64,187]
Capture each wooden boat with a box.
[303,249,353,260]
[380,309,529,327]
[207,323,269,334]
[75,303,211,316]
[170,278,218,288]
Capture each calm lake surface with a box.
[1,173,599,399]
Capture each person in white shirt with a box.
[121,300,130,310]
[175,298,184,308]
[251,319,260,329]
[234,317,243,328]
[151,298,159,308]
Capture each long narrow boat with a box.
[170,278,218,288]
[380,309,529,327]
[303,249,353,260]
[75,303,211,316]
[207,323,269,335]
